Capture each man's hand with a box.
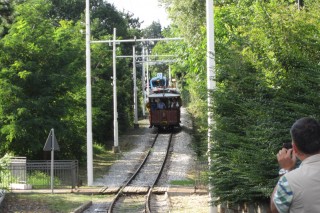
[277,148,296,171]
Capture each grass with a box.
[79,135,137,186]
[4,193,111,212]
[78,142,121,186]
[170,179,195,186]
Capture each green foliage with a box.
[142,21,163,39]
[0,153,13,188]
[170,179,195,186]
[90,0,129,38]
[4,193,108,213]
[27,171,61,189]
[159,0,206,45]
[210,0,320,204]
[0,0,86,159]
[0,0,138,161]
[160,0,320,206]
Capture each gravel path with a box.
[92,108,196,188]
[92,129,156,187]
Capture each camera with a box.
[282,142,293,149]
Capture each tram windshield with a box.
[150,77,167,89]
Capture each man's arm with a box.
[270,147,296,212]
[270,176,293,213]
[270,185,279,213]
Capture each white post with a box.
[142,45,146,117]
[85,0,93,186]
[169,66,172,87]
[51,128,54,194]
[133,41,138,128]
[146,48,150,96]
[113,28,119,152]
[207,0,217,212]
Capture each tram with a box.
[146,76,181,130]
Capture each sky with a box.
[106,0,170,28]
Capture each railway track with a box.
[108,133,172,213]
[83,132,173,212]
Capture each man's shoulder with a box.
[285,157,320,183]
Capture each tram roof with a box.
[148,93,180,98]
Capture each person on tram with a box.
[147,99,157,128]
[157,99,166,110]
[171,97,182,124]
[171,98,180,109]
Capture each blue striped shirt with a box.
[273,176,293,213]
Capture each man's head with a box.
[290,117,320,155]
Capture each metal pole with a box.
[169,66,171,87]
[146,48,150,96]
[207,0,217,212]
[85,0,93,186]
[133,40,139,128]
[51,128,54,194]
[142,45,146,117]
[91,37,183,44]
[113,28,119,153]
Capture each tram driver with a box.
[156,99,166,110]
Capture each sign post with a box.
[43,128,60,193]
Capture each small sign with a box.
[43,129,60,151]
[157,73,163,79]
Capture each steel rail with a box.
[145,133,173,213]
[107,133,160,213]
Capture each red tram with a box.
[147,87,181,130]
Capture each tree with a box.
[0,0,144,161]
[0,0,85,159]
[158,0,320,206]
[210,0,320,204]
[0,0,16,37]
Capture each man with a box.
[171,97,181,124]
[271,117,320,213]
[146,99,157,128]
[157,99,166,110]
[170,98,180,109]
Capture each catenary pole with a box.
[133,39,139,128]
[85,0,93,186]
[50,128,55,193]
[142,45,146,117]
[169,66,172,87]
[146,48,150,96]
[207,0,217,212]
[113,28,119,152]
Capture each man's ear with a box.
[292,142,302,156]
[292,142,298,153]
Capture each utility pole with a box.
[146,47,150,96]
[142,45,146,117]
[206,0,217,212]
[133,39,139,128]
[85,0,93,186]
[112,28,119,153]
[297,0,303,10]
